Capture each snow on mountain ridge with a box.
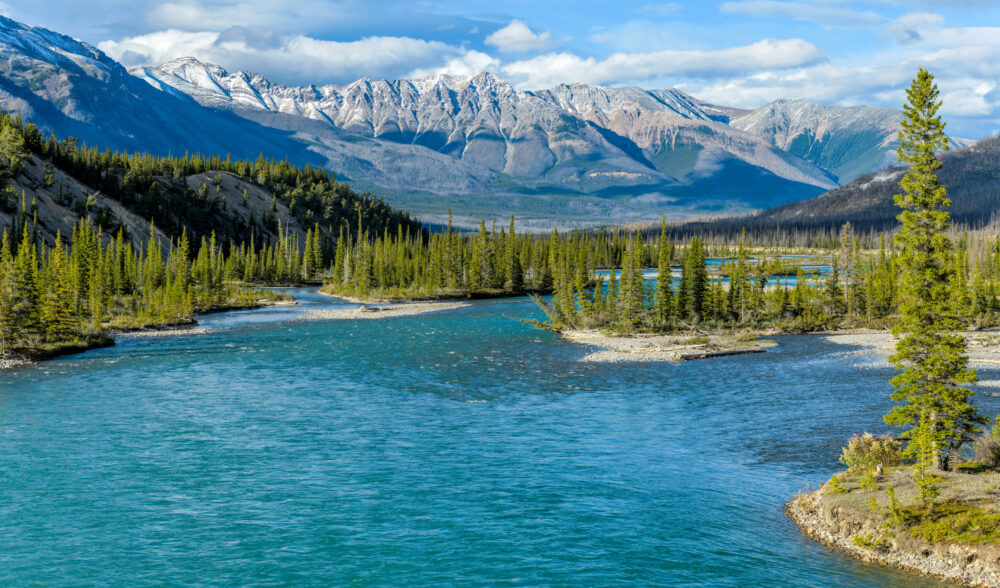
[136,56,838,192]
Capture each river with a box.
[0,288,984,586]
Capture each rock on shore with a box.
[0,356,30,371]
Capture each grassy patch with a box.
[819,466,1000,545]
[904,500,1000,544]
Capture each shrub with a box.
[885,485,905,527]
[974,432,1000,468]
[907,500,1000,544]
[826,473,848,494]
[860,469,877,491]
[840,433,902,472]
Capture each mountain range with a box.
[0,15,939,228]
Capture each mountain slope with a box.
[0,16,316,164]
[731,99,902,184]
[684,136,1000,233]
[0,113,421,250]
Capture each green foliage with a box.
[884,68,984,471]
[533,219,913,335]
[839,433,903,472]
[904,500,1000,544]
[912,410,944,505]
[0,123,26,178]
[654,216,674,326]
[826,473,848,495]
[852,533,887,550]
[0,217,304,358]
[321,211,539,303]
[860,469,878,491]
[886,485,905,527]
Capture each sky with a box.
[4,0,1000,136]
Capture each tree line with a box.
[0,215,331,357]
[536,219,1000,335]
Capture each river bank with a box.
[0,356,28,370]
[788,470,1000,587]
[562,329,777,362]
[823,330,1000,370]
[0,298,300,369]
[0,333,115,371]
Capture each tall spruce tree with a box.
[884,68,982,471]
[654,217,673,325]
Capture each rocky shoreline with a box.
[561,330,777,362]
[0,356,29,370]
[788,488,1000,587]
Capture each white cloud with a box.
[484,20,555,53]
[678,44,1000,124]
[720,1,887,28]
[501,38,823,88]
[407,50,500,79]
[100,30,219,66]
[99,28,478,85]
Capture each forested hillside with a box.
[0,112,422,253]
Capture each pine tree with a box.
[620,236,645,327]
[506,216,524,292]
[884,68,983,471]
[654,217,673,325]
[40,233,76,341]
[0,229,15,351]
[683,237,709,321]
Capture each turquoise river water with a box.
[1,288,991,586]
